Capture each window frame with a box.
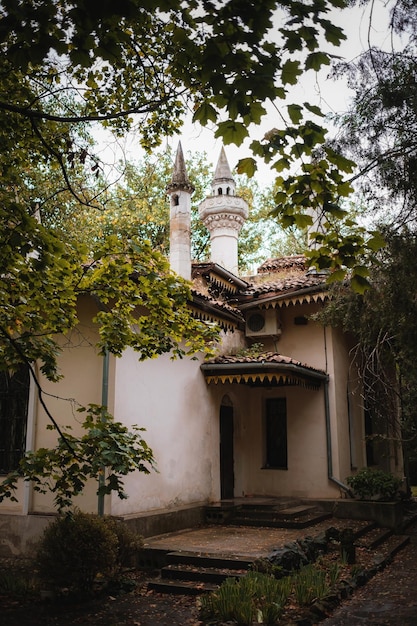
[0,364,31,475]
[263,397,288,470]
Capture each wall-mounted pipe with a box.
[97,348,109,516]
[324,378,352,495]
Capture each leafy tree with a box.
[0,406,156,512]
[0,0,361,507]
[0,0,359,264]
[318,229,417,480]
[330,0,417,231]
[37,144,298,271]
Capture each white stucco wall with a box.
[110,350,221,516]
[229,385,334,499]
[0,296,106,515]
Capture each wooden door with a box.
[220,404,234,500]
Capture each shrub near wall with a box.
[36,511,143,593]
[346,468,401,501]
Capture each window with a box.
[0,364,30,473]
[264,398,287,469]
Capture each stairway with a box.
[205,497,332,529]
[144,519,411,596]
[147,551,255,595]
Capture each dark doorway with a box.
[220,403,234,499]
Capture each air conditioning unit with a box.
[245,309,282,338]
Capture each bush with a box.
[36,511,143,592]
[103,516,144,570]
[346,468,401,500]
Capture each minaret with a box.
[199,147,248,275]
[166,142,195,280]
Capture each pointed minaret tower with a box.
[166,142,195,280]
[199,147,248,275]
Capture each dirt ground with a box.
[2,519,417,626]
[0,582,202,626]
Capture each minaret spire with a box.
[167,142,194,280]
[168,141,194,191]
[199,147,248,275]
[212,146,235,194]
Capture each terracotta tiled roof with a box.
[205,351,324,374]
[240,255,328,300]
[201,351,327,388]
[243,272,325,297]
[190,255,328,318]
[257,255,306,274]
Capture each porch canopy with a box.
[200,352,328,390]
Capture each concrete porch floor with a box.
[143,497,343,559]
[143,523,314,559]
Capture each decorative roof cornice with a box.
[190,292,244,331]
[192,262,249,293]
[201,352,328,389]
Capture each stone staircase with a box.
[205,497,332,529]
[147,551,255,595]
[142,495,412,596]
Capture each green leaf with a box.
[281,60,301,85]
[272,157,291,172]
[367,231,386,251]
[214,121,249,146]
[351,273,371,294]
[320,19,347,46]
[323,202,348,218]
[236,157,257,177]
[287,104,303,124]
[305,52,330,72]
[192,102,218,125]
[352,265,370,278]
[303,102,325,117]
[327,269,347,283]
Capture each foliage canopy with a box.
[2,0,405,506]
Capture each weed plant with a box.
[200,571,290,624]
[293,563,329,606]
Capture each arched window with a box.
[0,364,30,473]
[226,187,230,195]
[218,188,223,195]
[172,194,179,206]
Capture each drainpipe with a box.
[324,378,351,495]
[98,348,109,516]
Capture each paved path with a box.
[321,521,417,625]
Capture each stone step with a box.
[275,505,318,518]
[148,550,254,596]
[204,499,302,524]
[236,504,317,520]
[384,534,410,558]
[231,510,332,529]
[161,563,246,585]
[357,526,393,550]
[166,550,255,570]
[238,498,300,511]
[148,578,218,595]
